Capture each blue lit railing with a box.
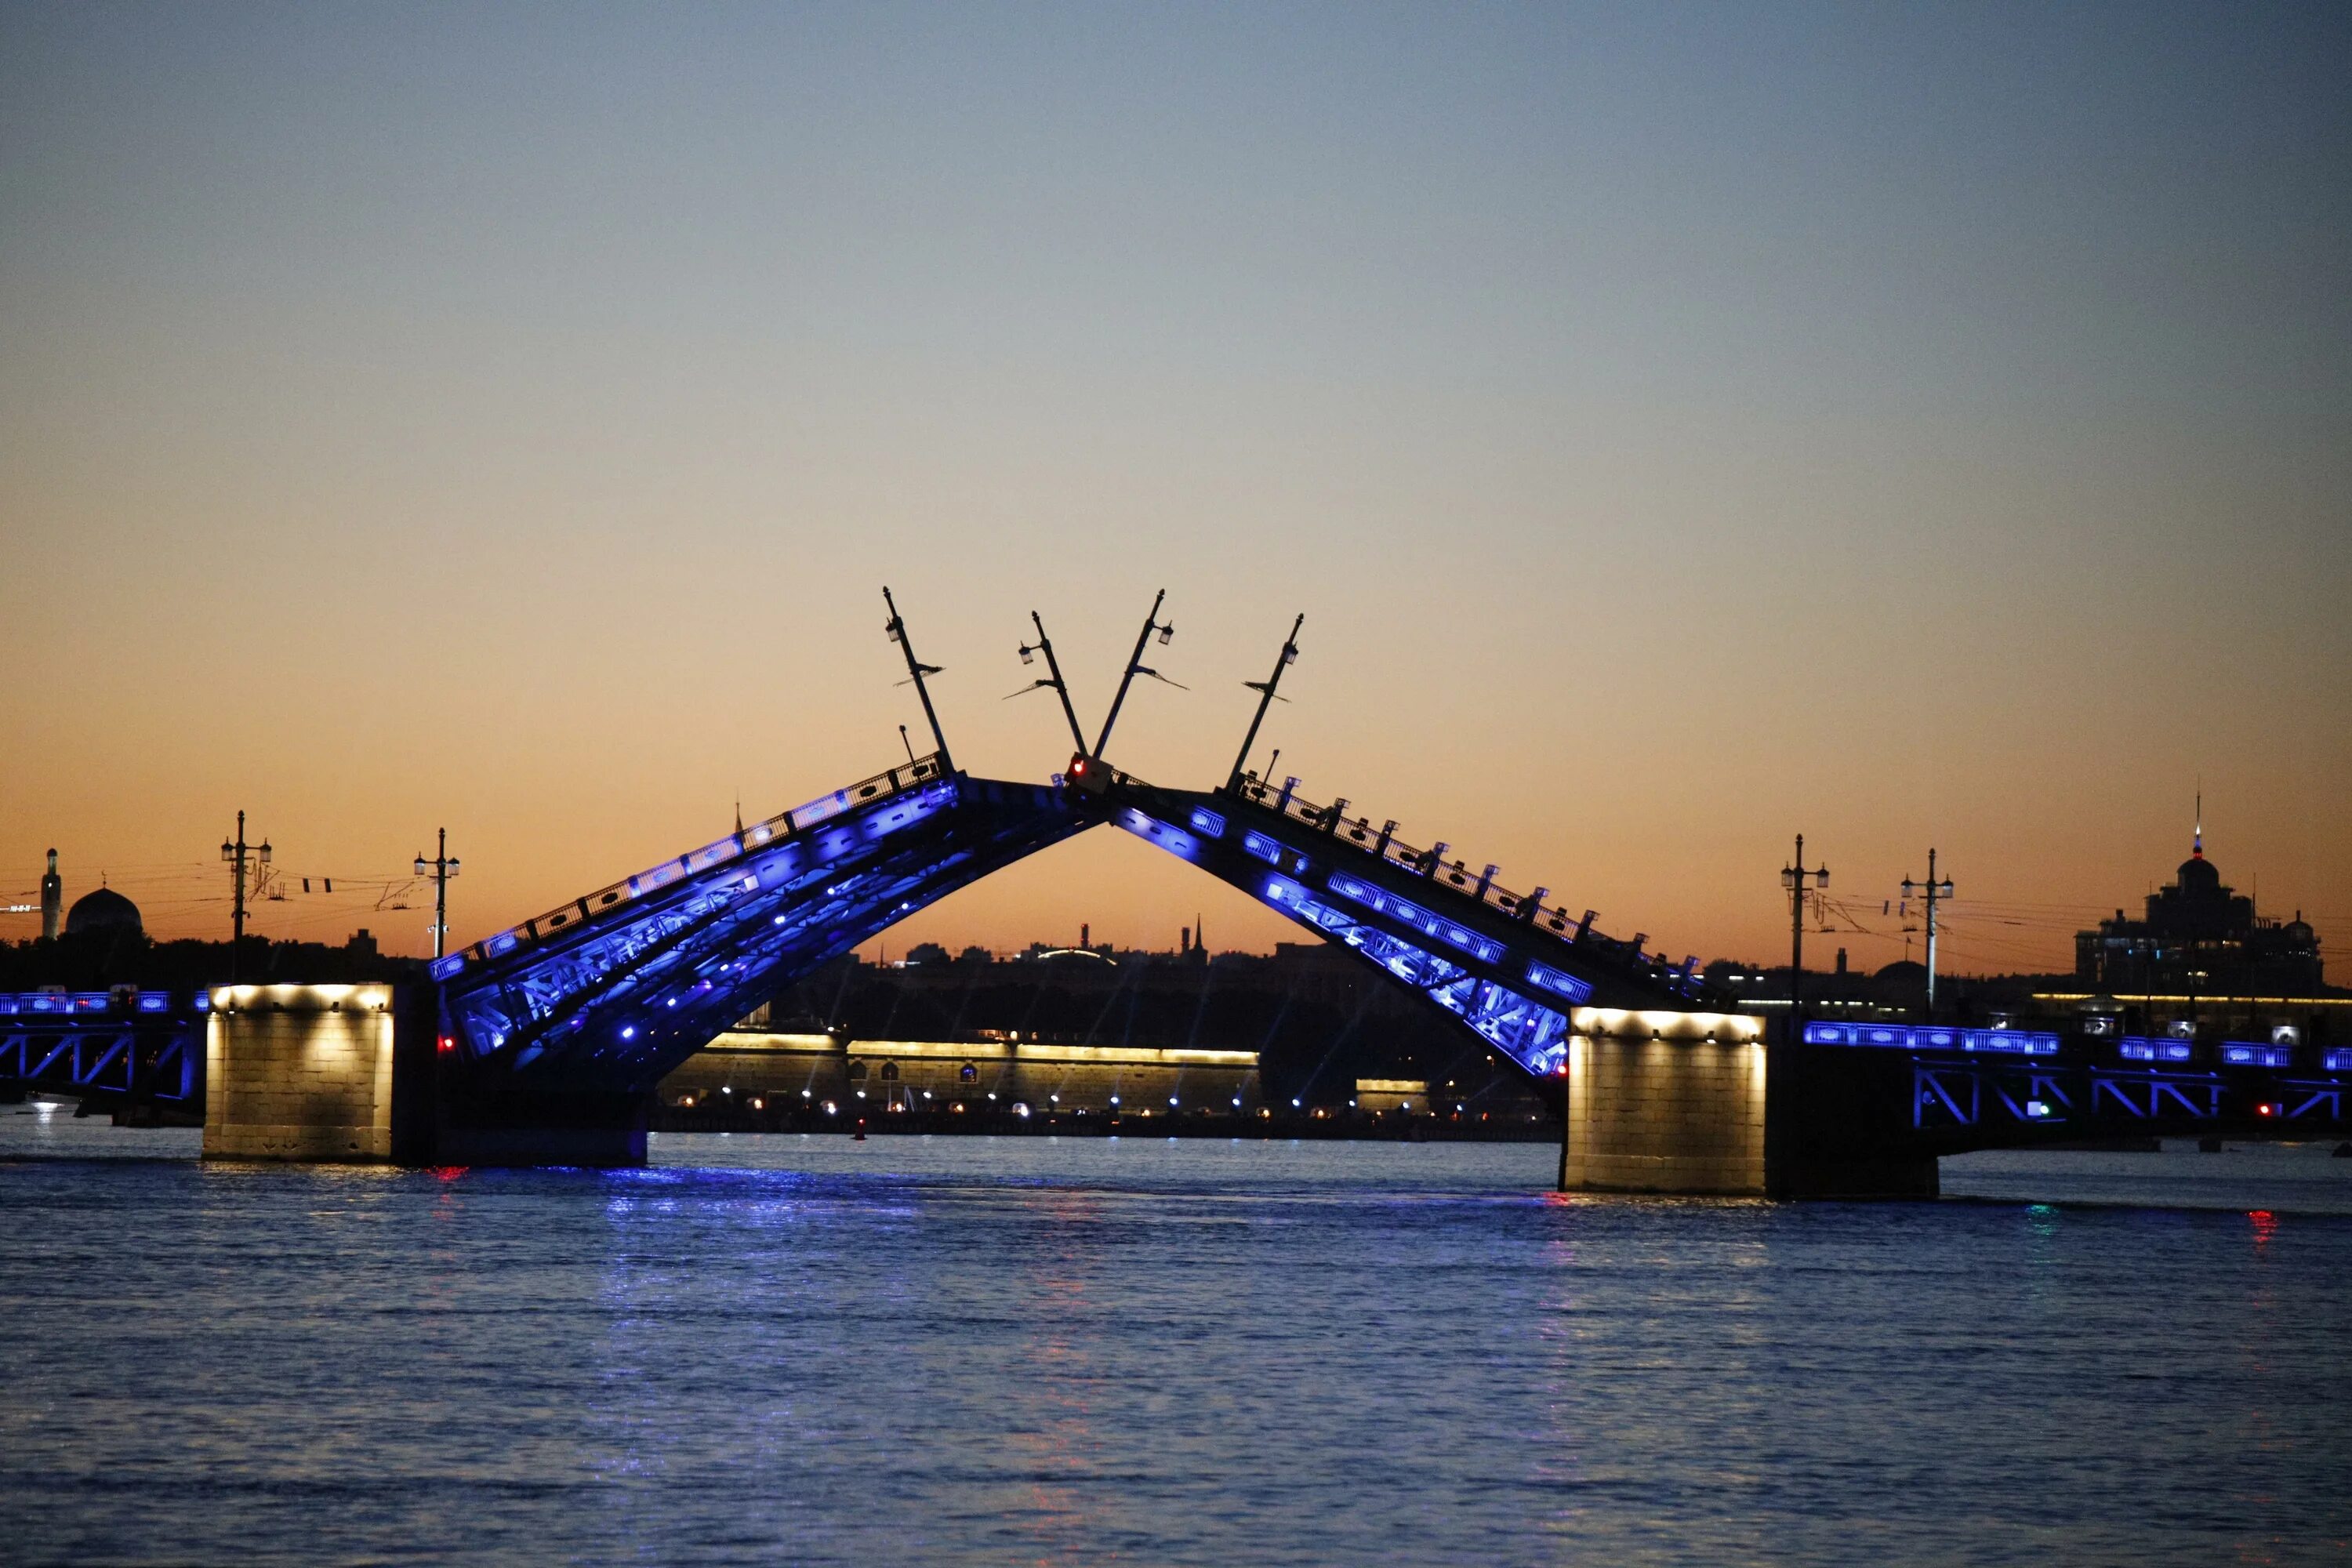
[1,995,205,1102]
[1806,1022,2060,1055]
[2119,1036,2194,1063]
[0,989,206,1017]
[431,754,949,982]
[2328,1049,2352,1073]
[1210,774,1702,998]
[1259,872,1574,1078]
[2220,1041,2294,1069]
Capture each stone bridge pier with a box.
[201,984,644,1167]
[1555,1008,1939,1199]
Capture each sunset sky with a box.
[5,3,2347,978]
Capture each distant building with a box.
[65,884,141,938]
[40,849,61,940]
[662,1031,1261,1117]
[2074,815,2322,995]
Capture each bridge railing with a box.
[1224,773,1704,997]
[0,989,209,1018]
[431,753,952,983]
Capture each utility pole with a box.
[1780,835,1828,1045]
[1229,613,1305,790]
[1900,848,1955,1017]
[882,586,953,772]
[219,811,270,985]
[414,830,461,960]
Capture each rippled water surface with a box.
[4,1110,2348,1566]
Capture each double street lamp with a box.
[414,829,460,960]
[220,810,270,983]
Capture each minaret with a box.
[40,848,61,940]
[2192,791,2203,859]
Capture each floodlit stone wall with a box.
[1559,1009,1768,1195]
[202,985,396,1162]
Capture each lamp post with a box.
[1092,590,1179,764]
[219,811,270,985]
[1229,614,1304,791]
[1900,848,1955,1018]
[1013,611,1088,755]
[1769,834,1829,1198]
[1780,835,1828,1046]
[414,829,460,960]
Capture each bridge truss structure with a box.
[0,989,206,1116]
[417,747,1706,1102]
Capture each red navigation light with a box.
[2256,1102,2278,1117]
[1071,757,1087,775]
[437,1036,455,1054]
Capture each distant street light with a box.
[1780,836,1829,1048]
[1900,849,1957,1017]
[413,828,460,959]
[220,811,270,984]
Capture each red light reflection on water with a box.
[2249,1209,2276,1250]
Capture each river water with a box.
[3,1108,2347,1566]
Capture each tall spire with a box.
[2193,789,2203,859]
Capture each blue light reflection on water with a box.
[2,1114,2349,1566]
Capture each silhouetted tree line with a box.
[0,931,428,992]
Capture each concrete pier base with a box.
[1558,1009,1769,1195]
[1554,1008,1944,1200]
[202,985,647,1167]
[203,985,403,1162]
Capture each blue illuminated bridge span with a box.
[8,742,2343,1182]
[421,752,1707,1112]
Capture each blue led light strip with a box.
[1221,774,1701,996]
[1258,873,1573,1076]
[1806,1022,2060,1056]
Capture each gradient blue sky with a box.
[4,2,2347,974]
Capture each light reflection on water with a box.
[2,1115,2348,1566]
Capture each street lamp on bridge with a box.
[1900,849,1956,1017]
[1781,837,1829,1044]
[414,829,460,960]
[220,811,270,985]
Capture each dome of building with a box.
[2176,853,2221,895]
[65,885,142,937]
